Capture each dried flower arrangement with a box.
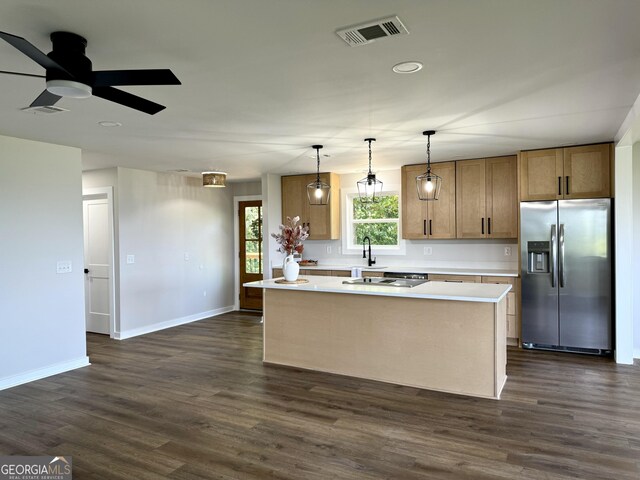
[271,216,309,255]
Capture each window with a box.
[344,189,401,251]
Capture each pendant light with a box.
[357,138,383,203]
[416,130,442,201]
[307,145,330,205]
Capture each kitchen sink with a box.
[342,278,429,288]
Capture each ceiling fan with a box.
[0,30,181,115]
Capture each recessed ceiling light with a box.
[98,121,122,127]
[392,61,423,74]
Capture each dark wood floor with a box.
[1,311,639,479]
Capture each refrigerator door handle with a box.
[559,223,565,288]
[550,224,557,288]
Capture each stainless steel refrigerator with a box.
[520,199,612,354]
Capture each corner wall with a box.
[0,135,89,389]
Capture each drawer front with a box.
[481,276,515,286]
[363,271,384,278]
[331,270,351,277]
[429,274,481,283]
[272,268,283,278]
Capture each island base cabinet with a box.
[263,289,507,399]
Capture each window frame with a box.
[341,186,406,255]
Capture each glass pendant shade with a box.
[416,170,442,200]
[357,138,383,203]
[416,130,441,201]
[307,144,330,205]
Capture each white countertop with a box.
[282,264,518,277]
[245,275,511,303]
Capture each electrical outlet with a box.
[126,254,135,264]
[326,246,332,254]
[424,247,432,256]
[504,247,512,256]
[56,261,72,274]
[184,252,190,261]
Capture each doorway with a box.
[238,200,263,310]
[82,187,115,336]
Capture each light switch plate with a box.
[184,252,190,261]
[56,261,72,274]
[126,254,135,264]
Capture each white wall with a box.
[633,143,640,358]
[0,135,89,389]
[115,168,235,337]
[231,181,261,197]
[261,173,282,279]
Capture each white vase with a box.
[283,254,300,282]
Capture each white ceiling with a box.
[1,0,640,182]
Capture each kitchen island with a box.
[244,276,511,399]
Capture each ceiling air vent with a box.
[21,105,69,115]
[336,16,409,47]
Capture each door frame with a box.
[234,195,262,310]
[82,186,116,338]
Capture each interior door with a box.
[83,197,111,334]
[239,200,263,310]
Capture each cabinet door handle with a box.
[565,176,570,195]
[429,219,433,236]
[481,218,485,235]
[423,219,427,236]
[488,217,491,235]
[558,176,562,196]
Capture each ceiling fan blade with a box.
[0,31,71,75]
[93,86,166,115]
[30,89,62,107]
[92,69,181,87]
[0,69,45,79]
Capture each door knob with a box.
[84,268,90,274]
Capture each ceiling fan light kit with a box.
[46,79,92,98]
[307,145,331,205]
[0,30,181,115]
[416,130,442,201]
[357,138,383,203]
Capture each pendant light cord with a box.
[426,133,432,174]
[315,147,321,183]
[368,139,373,174]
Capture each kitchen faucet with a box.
[362,236,376,267]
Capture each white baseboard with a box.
[634,349,640,360]
[0,356,90,392]
[114,305,235,340]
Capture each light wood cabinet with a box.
[563,144,611,199]
[481,276,519,346]
[273,268,339,277]
[401,162,456,239]
[520,144,611,201]
[428,274,481,283]
[281,173,340,240]
[456,156,517,239]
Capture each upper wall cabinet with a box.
[281,173,340,240]
[456,156,518,239]
[520,143,611,201]
[401,162,456,239]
